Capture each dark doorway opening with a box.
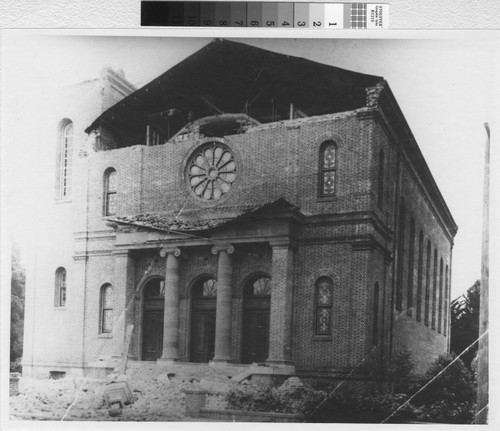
[242,276,271,364]
[142,278,164,361]
[190,278,217,363]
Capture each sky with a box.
[2,32,499,299]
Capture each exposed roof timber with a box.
[85,39,383,134]
[199,95,224,115]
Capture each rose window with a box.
[187,142,237,201]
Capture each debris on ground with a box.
[9,362,237,421]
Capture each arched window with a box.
[54,267,67,307]
[407,218,415,315]
[56,121,73,199]
[319,141,337,197]
[378,150,385,207]
[373,282,380,346]
[395,199,406,311]
[100,284,113,334]
[103,168,117,216]
[431,249,438,330]
[424,241,431,325]
[315,277,333,335]
[416,230,424,321]
[438,258,444,333]
[444,264,449,336]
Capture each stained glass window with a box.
[100,284,113,334]
[315,277,333,335]
[319,141,337,197]
[187,142,237,201]
[104,168,117,216]
[55,267,67,307]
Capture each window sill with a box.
[316,196,338,203]
[54,307,66,311]
[55,198,72,204]
[98,334,113,339]
[313,335,332,341]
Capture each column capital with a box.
[269,240,298,252]
[160,247,181,258]
[112,249,132,258]
[72,255,89,262]
[211,244,234,256]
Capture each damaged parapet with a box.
[169,113,260,144]
[365,81,386,109]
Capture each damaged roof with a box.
[106,198,301,233]
[85,39,383,134]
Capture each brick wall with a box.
[26,68,455,378]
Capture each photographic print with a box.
[2,33,497,424]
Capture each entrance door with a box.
[142,279,164,361]
[242,276,271,364]
[190,278,217,362]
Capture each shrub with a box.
[307,387,419,423]
[225,384,326,415]
[413,353,476,423]
[385,348,415,394]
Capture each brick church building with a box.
[22,39,457,379]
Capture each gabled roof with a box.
[85,39,383,134]
[106,198,301,233]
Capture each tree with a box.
[450,280,480,369]
[10,244,25,366]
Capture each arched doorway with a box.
[242,276,271,364]
[190,277,217,363]
[142,278,164,361]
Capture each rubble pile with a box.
[10,363,234,421]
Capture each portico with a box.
[107,198,303,370]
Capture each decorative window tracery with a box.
[100,284,113,334]
[315,277,333,335]
[56,121,73,199]
[104,168,117,216]
[319,141,337,197]
[54,267,67,307]
[187,142,236,201]
[246,277,271,297]
[194,278,217,298]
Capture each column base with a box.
[210,357,231,363]
[157,358,179,366]
[265,360,295,375]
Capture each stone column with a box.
[113,251,134,357]
[267,243,295,367]
[212,244,234,362]
[159,247,181,362]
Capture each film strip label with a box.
[141,2,389,28]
